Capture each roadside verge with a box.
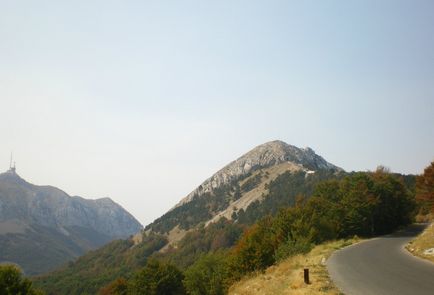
[229,238,360,295]
[406,222,434,263]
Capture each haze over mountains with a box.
[0,167,142,275]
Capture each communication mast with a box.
[9,152,16,173]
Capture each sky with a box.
[1,0,433,226]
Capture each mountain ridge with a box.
[173,140,341,209]
[145,140,342,248]
[0,168,143,275]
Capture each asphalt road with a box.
[327,224,434,295]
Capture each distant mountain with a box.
[0,168,142,275]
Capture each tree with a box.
[416,161,434,215]
[183,252,228,295]
[370,169,414,233]
[98,278,128,295]
[228,217,276,278]
[0,265,43,295]
[129,260,185,295]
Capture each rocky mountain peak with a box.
[174,140,341,208]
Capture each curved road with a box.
[327,224,434,295]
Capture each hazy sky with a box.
[1,1,433,225]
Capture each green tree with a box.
[129,260,185,295]
[0,265,44,295]
[416,161,434,215]
[183,252,228,295]
[370,169,414,233]
[228,217,276,280]
[312,171,413,237]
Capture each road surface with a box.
[327,224,434,295]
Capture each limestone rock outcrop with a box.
[175,140,341,208]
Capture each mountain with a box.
[175,140,340,208]
[146,140,342,245]
[0,167,142,275]
[35,140,343,294]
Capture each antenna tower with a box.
[9,152,16,173]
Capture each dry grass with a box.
[407,222,434,263]
[159,225,188,253]
[229,238,360,295]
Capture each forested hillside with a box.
[34,167,417,294]
[34,233,167,294]
[34,168,341,294]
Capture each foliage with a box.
[129,260,185,295]
[273,236,312,262]
[98,278,128,295]
[313,171,414,237]
[0,265,44,295]
[240,173,262,193]
[36,167,418,295]
[416,161,434,215]
[34,233,167,295]
[228,217,276,279]
[235,170,343,225]
[146,182,240,234]
[227,171,414,280]
[146,171,262,234]
[183,252,228,295]
[147,195,213,233]
[155,218,244,270]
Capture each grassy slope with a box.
[407,222,434,263]
[229,238,359,295]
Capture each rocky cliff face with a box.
[175,140,341,207]
[0,169,142,275]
